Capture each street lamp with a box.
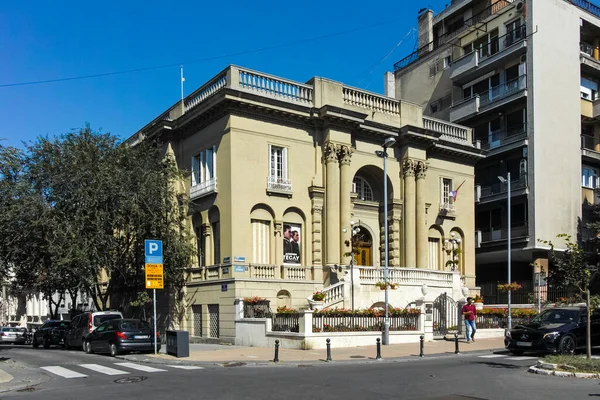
[376,136,396,345]
[444,232,462,271]
[498,172,512,330]
[350,220,360,312]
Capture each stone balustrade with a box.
[358,266,454,287]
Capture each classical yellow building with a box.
[129,65,484,343]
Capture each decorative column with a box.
[274,221,283,268]
[324,142,340,266]
[203,224,212,267]
[338,144,353,263]
[402,159,416,269]
[416,160,428,269]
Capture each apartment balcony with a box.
[266,176,293,197]
[581,97,600,120]
[478,177,528,204]
[439,202,456,219]
[479,125,528,155]
[451,26,527,85]
[479,223,529,244]
[582,135,600,163]
[190,177,217,199]
[580,42,600,75]
[450,75,527,123]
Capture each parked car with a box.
[504,306,600,355]
[64,310,123,351]
[0,327,20,344]
[84,319,160,357]
[32,320,71,349]
[14,327,29,345]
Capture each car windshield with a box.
[93,315,121,326]
[119,321,151,331]
[532,309,581,324]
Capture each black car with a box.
[504,307,600,355]
[33,320,70,349]
[84,319,160,357]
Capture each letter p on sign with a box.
[145,240,163,264]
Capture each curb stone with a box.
[528,365,600,379]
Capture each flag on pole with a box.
[450,180,466,202]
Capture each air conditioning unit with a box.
[475,185,481,203]
[475,230,482,248]
[515,1,525,13]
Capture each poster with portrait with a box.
[283,223,301,265]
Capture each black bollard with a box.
[376,338,382,360]
[274,339,280,362]
[454,333,460,354]
[326,338,332,361]
[419,335,424,358]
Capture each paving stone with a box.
[554,371,575,377]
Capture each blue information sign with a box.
[145,240,163,264]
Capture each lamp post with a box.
[444,232,462,271]
[498,172,512,330]
[376,136,396,345]
[350,221,360,312]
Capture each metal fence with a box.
[243,301,272,318]
[312,314,419,333]
[480,281,575,304]
[271,313,300,332]
[476,314,536,329]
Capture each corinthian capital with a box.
[402,158,416,178]
[415,160,428,180]
[323,142,339,164]
[337,144,353,166]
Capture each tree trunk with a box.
[587,288,592,360]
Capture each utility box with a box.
[166,330,189,358]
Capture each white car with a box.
[0,327,20,343]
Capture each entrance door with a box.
[353,228,373,266]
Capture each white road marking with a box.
[167,365,204,370]
[114,362,167,372]
[478,355,508,358]
[505,356,537,361]
[40,366,87,379]
[78,364,129,375]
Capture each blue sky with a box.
[0,0,448,148]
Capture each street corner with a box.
[0,358,51,394]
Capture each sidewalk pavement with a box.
[120,337,507,366]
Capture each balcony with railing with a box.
[393,0,513,73]
[582,135,600,162]
[190,177,217,199]
[422,116,472,145]
[580,41,600,73]
[479,177,528,202]
[451,26,527,84]
[479,124,527,152]
[571,0,600,20]
[450,75,527,123]
[480,223,529,244]
[266,176,292,195]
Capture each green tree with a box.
[539,234,597,359]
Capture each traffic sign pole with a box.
[145,240,163,356]
[153,288,157,355]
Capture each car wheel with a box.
[43,337,50,349]
[82,339,87,352]
[32,338,39,348]
[109,343,119,357]
[559,335,576,355]
[85,341,93,354]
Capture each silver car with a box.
[0,327,20,344]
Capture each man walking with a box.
[462,297,477,343]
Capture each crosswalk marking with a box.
[168,365,204,370]
[79,364,129,375]
[114,362,167,372]
[478,355,507,358]
[505,356,537,361]
[41,366,88,379]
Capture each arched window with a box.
[353,176,373,201]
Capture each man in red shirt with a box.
[462,297,477,343]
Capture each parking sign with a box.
[145,240,163,264]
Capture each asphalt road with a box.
[1,344,600,400]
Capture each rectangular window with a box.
[428,239,439,270]
[583,167,599,189]
[252,220,271,264]
[192,146,216,186]
[269,145,288,180]
[441,178,453,205]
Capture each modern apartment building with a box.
[387,0,600,296]
[129,65,483,342]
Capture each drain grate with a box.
[114,376,148,384]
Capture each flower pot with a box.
[475,302,484,310]
[308,299,324,310]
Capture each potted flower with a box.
[474,294,484,310]
[308,291,326,310]
[375,281,399,290]
[497,282,522,292]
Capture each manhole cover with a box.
[114,376,148,384]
